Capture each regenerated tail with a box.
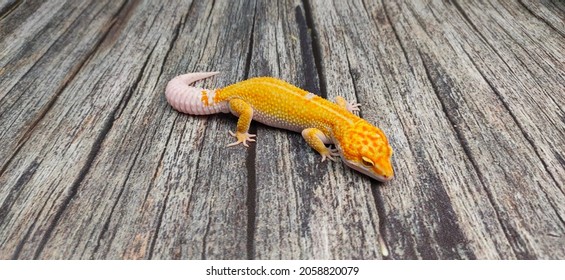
[165,72,229,115]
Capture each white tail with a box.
[165,72,229,115]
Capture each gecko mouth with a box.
[341,160,391,182]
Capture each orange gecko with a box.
[165,72,394,182]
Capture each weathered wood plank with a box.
[0,0,125,169]
[0,0,129,258]
[0,0,22,20]
[148,0,256,260]
[249,0,384,259]
[32,0,254,260]
[0,0,248,259]
[451,0,565,189]
[0,0,563,260]
[308,0,565,259]
[377,0,565,258]
[518,0,565,38]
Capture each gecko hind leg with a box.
[227,99,256,147]
[301,128,339,162]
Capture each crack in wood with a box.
[0,159,39,227]
[417,49,517,258]
[449,1,565,196]
[1,2,96,98]
[193,1,218,68]
[0,0,21,20]
[381,0,411,75]
[344,49,360,104]
[143,11,206,255]
[113,42,158,120]
[369,6,447,257]
[341,21,391,255]
[243,0,257,260]
[451,0,563,100]
[10,164,62,259]
[0,0,130,178]
[537,182,565,227]
[517,0,565,39]
[32,8,159,258]
[295,6,319,94]
[147,177,172,259]
[460,47,563,192]
[200,210,213,260]
[302,0,327,99]
[92,170,128,256]
[92,108,158,258]
[143,115,178,207]
[97,0,141,52]
[152,7,190,87]
[370,185,389,258]
[245,124,258,260]
[11,209,39,259]
[402,1,432,39]
[31,112,115,258]
[485,4,558,80]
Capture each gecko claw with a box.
[347,102,361,112]
[321,155,335,162]
[335,96,361,113]
[321,147,339,162]
[227,131,256,147]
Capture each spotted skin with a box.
[165,72,394,182]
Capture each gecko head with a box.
[336,120,394,182]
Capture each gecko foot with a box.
[335,96,361,113]
[321,147,339,162]
[346,102,361,113]
[227,131,256,147]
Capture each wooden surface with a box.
[0,0,564,259]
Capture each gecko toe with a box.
[227,131,256,147]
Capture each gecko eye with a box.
[361,156,374,167]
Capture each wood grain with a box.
[0,0,563,259]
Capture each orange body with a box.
[165,73,394,181]
[217,77,394,181]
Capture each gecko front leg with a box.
[302,128,339,162]
[335,96,361,113]
[227,99,256,147]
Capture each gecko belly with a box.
[249,110,304,133]
[250,109,335,146]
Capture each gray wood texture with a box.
[0,0,563,259]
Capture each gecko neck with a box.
[329,113,363,144]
